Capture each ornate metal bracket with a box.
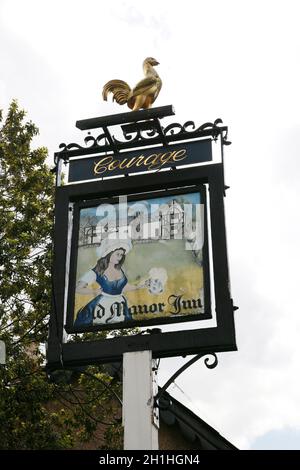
[154,352,218,409]
[55,106,229,159]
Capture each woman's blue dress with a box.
[74,269,132,328]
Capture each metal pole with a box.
[123,350,159,450]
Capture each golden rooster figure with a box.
[102,57,162,111]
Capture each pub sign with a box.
[47,107,237,368]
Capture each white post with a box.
[123,350,159,450]
[0,340,6,365]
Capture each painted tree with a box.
[0,101,122,449]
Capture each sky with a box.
[1,0,300,450]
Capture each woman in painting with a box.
[74,238,146,327]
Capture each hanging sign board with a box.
[47,109,237,369]
[68,139,212,183]
[66,186,211,333]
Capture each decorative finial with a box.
[102,58,162,112]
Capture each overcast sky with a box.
[1,0,300,450]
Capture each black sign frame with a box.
[47,162,237,369]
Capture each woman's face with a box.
[110,249,125,265]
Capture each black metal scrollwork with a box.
[203,353,218,369]
[58,142,86,152]
[153,352,218,409]
[113,129,141,145]
[57,117,228,158]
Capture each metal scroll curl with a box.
[164,119,223,139]
[113,128,141,145]
[154,352,218,409]
[203,353,218,369]
[83,132,107,148]
[58,132,110,154]
[113,122,159,145]
[163,122,186,136]
[58,142,85,152]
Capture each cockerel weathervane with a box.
[102,57,162,112]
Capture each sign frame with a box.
[47,161,237,369]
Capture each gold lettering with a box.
[119,158,129,169]
[173,149,187,161]
[160,151,177,165]
[108,159,120,171]
[119,157,137,169]
[94,156,114,175]
[151,151,177,171]
[135,155,146,167]
[126,157,139,168]
[93,148,188,176]
[144,154,161,170]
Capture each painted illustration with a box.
[72,190,210,329]
[74,238,146,327]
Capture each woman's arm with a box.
[76,280,102,295]
[76,270,102,296]
[123,279,150,293]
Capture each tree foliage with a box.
[0,101,122,449]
